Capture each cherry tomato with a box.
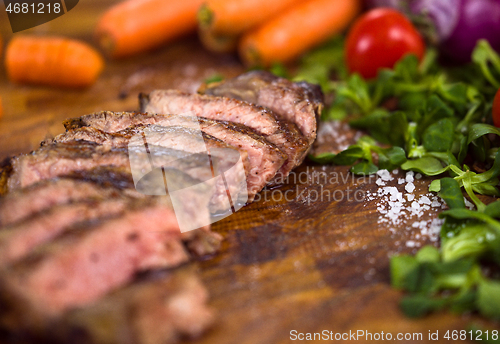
[345,8,425,79]
[493,87,500,127]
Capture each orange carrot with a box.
[96,0,204,59]
[198,0,302,35]
[239,0,361,67]
[198,27,237,53]
[5,36,104,88]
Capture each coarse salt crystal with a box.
[419,196,432,205]
[377,169,394,181]
[464,198,475,210]
[405,182,415,193]
[431,200,441,208]
[406,171,414,183]
[406,194,415,201]
[398,178,405,184]
[406,240,416,247]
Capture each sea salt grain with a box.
[419,196,431,205]
[431,200,441,207]
[464,198,475,210]
[406,240,416,248]
[406,171,414,183]
[405,182,415,193]
[377,169,394,181]
[371,169,445,244]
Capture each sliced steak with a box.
[48,126,249,212]
[140,90,309,181]
[63,111,149,133]
[54,268,213,344]
[63,112,286,201]
[7,142,130,192]
[64,165,137,190]
[201,70,324,145]
[0,178,135,227]
[2,197,188,317]
[0,197,133,267]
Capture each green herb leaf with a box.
[468,123,500,144]
[400,295,446,318]
[471,39,500,88]
[331,147,364,165]
[204,74,224,85]
[308,152,336,164]
[477,280,500,320]
[401,157,449,176]
[484,201,500,218]
[350,161,378,175]
[350,111,408,146]
[439,178,465,209]
[415,246,440,263]
[422,118,455,152]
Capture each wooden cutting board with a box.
[0,1,496,343]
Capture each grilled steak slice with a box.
[201,70,324,145]
[2,197,188,316]
[140,90,309,180]
[57,268,214,344]
[65,165,137,190]
[48,126,249,212]
[63,111,148,133]
[63,112,286,201]
[3,267,209,344]
[7,142,130,192]
[0,197,133,267]
[0,178,137,227]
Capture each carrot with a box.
[96,0,204,59]
[0,97,3,120]
[198,0,302,35]
[198,27,237,53]
[5,36,104,88]
[239,0,361,67]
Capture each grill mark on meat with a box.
[0,197,134,267]
[2,197,188,316]
[63,111,286,201]
[7,142,131,192]
[48,127,249,212]
[64,165,137,190]
[57,268,214,344]
[140,90,309,181]
[201,70,324,146]
[0,178,136,228]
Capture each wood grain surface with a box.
[0,1,497,343]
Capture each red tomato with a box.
[493,88,500,127]
[345,8,425,79]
